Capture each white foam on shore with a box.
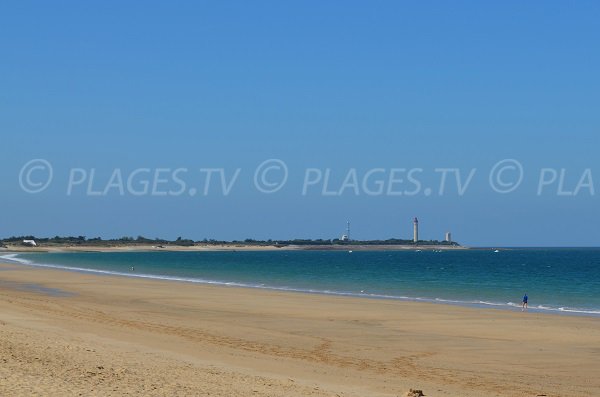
[1,253,34,265]
[3,253,600,316]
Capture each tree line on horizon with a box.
[1,235,458,247]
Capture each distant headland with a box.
[0,235,464,252]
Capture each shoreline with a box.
[3,251,599,318]
[0,243,468,253]
[1,261,599,396]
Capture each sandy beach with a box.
[0,261,598,397]
[0,244,468,253]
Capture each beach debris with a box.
[404,389,425,397]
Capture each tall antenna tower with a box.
[346,221,351,241]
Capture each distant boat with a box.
[348,250,353,253]
[494,249,500,253]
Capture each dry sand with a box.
[0,243,467,253]
[0,262,598,396]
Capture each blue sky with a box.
[1,2,599,246]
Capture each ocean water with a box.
[2,249,600,316]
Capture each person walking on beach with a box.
[522,293,528,311]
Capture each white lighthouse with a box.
[413,217,419,243]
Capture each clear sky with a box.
[1,2,599,246]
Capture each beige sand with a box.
[0,262,598,396]
[0,243,468,253]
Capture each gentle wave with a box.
[1,253,34,265]
[2,253,600,316]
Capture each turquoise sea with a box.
[3,249,600,316]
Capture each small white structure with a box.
[340,234,349,242]
[22,239,37,246]
[445,232,452,243]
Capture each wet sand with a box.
[0,262,598,396]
